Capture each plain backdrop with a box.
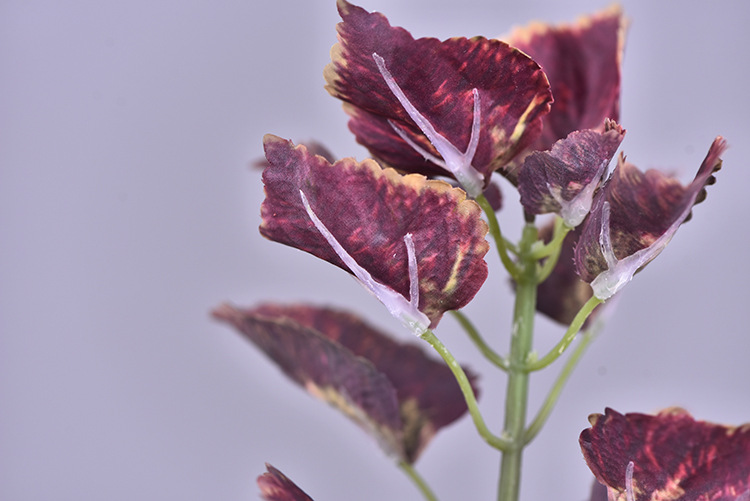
[2,1,749,500]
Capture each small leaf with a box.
[580,408,750,501]
[213,303,480,463]
[258,464,315,501]
[324,0,552,195]
[574,137,727,300]
[260,135,489,330]
[518,120,625,227]
[504,5,626,182]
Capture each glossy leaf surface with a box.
[581,408,750,501]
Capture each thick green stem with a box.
[398,461,439,501]
[497,223,538,501]
[421,330,511,451]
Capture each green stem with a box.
[529,217,569,260]
[451,310,509,371]
[497,223,538,501]
[476,194,520,280]
[399,461,439,501]
[525,296,602,372]
[535,221,570,284]
[421,329,511,451]
[523,328,596,445]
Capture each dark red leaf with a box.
[260,135,489,331]
[574,137,727,300]
[518,120,625,227]
[213,303,479,463]
[324,0,552,196]
[504,6,626,182]
[580,408,750,501]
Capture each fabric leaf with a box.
[213,303,479,464]
[324,0,552,196]
[574,137,727,300]
[260,134,489,331]
[580,408,750,501]
[503,5,626,182]
[518,120,625,227]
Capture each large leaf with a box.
[503,5,626,182]
[580,408,750,501]
[574,137,727,300]
[324,0,552,196]
[260,134,489,331]
[213,303,479,463]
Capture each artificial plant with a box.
[214,1,748,500]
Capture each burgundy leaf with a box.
[518,120,625,227]
[503,5,626,182]
[580,408,750,501]
[213,303,479,463]
[258,464,315,501]
[324,0,552,196]
[260,135,489,331]
[574,137,727,300]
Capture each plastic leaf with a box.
[258,464,315,501]
[518,120,625,227]
[260,135,489,330]
[503,5,626,182]
[574,137,727,300]
[213,303,479,463]
[580,408,750,501]
[324,0,552,196]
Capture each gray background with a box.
[2,0,748,500]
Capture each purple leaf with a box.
[213,304,479,463]
[260,135,489,331]
[504,6,626,182]
[324,0,552,196]
[574,137,727,300]
[258,464,315,501]
[518,120,625,227]
[580,408,750,501]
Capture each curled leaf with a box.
[260,135,489,330]
[213,303,479,463]
[518,120,625,227]
[324,0,552,195]
[574,137,727,300]
[580,408,750,501]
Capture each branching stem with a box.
[421,330,511,451]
